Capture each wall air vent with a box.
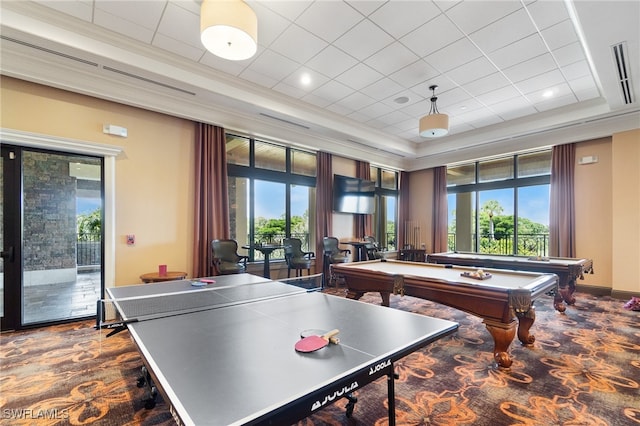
[102,66,196,96]
[0,35,98,67]
[259,113,310,129]
[612,42,634,104]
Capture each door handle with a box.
[0,246,14,262]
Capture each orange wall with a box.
[407,134,640,294]
[1,76,195,286]
[574,138,613,289]
[611,129,640,294]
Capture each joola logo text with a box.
[311,382,359,411]
[369,359,391,375]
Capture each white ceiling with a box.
[1,0,638,170]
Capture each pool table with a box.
[331,259,564,368]
[427,252,593,305]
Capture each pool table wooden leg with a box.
[483,320,516,368]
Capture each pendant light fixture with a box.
[419,85,449,138]
[200,0,258,61]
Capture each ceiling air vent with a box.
[0,35,98,67]
[612,42,634,104]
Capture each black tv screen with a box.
[333,174,375,214]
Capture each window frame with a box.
[447,151,551,255]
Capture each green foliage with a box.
[77,208,101,240]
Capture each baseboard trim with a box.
[576,284,637,301]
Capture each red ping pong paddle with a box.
[295,329,340,353]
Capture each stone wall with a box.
[23,151,77,274]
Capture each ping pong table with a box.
[101,273,458,425]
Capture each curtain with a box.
[549,143,576,257]
[432,166,448,253]
[354,160,372,238]
[315,152,333,274]
[192,123,230,277]
[397,171,410,250]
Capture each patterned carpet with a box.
[1,290,638,425]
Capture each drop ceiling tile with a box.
[456,107,504,127]
[541,20,579,50]
[93,8,155,43]
[570,75,600,101]
[335,91,376,111]
[562,60,592,81]
[400,14,464,58]
[462,72,512,97]
[153,33,204,62]
[238,67,280,89]
[295,1,364,43]
[376,110,413,126]
[252,0,312,22]
[280,67,330,92]
[364,42,420,76]
[345,1,385,17]
[491,97,538,120]
[502,53,558,83]
[446,56,499,85]
[488,33,548,69]
[249,2,292,48]
[95,0,165,30]
[272,81,308,99]
[534,92,578,112]
[444,0,522,35]
[302,92,333,109]
[426,37,484,73]
[389,60,440,89]
[312,79,354,104]
[526,82,573,103]
[269,24,328,64]
[369,1,441,39]
[526,0,570,30]
[469,9,537,54]
[241,49,299,83]
[200,51,250,77]
[35,0,93,21]
[360,77,405,101]
[515,69,565,94]
[305,46,359,79]
[553,41,586,67]
[335,62,384,91]
[334,19,395,61]
[356,102,396,120]
[475,84,522,106]
[156,2,201,48]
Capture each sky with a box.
[448,185,550,227]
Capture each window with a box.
[226,134,316,262]
[370,166,398,251]
[447,150,551,256]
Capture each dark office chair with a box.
[283,238,315,278]
[211,239,248,275]
[364,235,385,260]
[322,237,351,287]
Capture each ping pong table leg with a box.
[387,366,398,426]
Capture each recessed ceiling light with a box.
[300,73,311,86]
[394,96,410,104]
[542,89,555,98]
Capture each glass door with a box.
[1,145,103,330]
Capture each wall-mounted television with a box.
[333,174,375,214]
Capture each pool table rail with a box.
[331,260,563,369]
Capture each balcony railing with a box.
[77,232,101,266]
[447,233,549,256]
